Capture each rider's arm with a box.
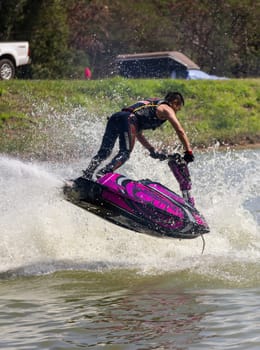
[136,132,154,152]
[157,104,192,153]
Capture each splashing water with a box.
[0,112,259,284]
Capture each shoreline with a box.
[1,79,259,157]
[197,142,260,152]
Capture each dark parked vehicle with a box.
[116,51,227,80]
[116,51,199,79]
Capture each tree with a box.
[0,0,259,78]
[165,0,260,77]
[28,0,72,78]
[0,0,38,41]
[67,0,112,77]
[227,0,260,77]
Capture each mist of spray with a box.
[0,108,259,282]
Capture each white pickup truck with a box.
[0,42,31,80]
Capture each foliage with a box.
[0,0,259,79]
[28,1,70,78]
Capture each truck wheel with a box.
[0,59,15,80]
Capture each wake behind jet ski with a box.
[63,154,210,240]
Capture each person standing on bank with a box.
[84,67,92,79]
[83,91,194,180]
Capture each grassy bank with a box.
[0,78,259,158]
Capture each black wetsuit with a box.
[84,98,168,178]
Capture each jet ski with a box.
[63,154,210,239]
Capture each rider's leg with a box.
[96,114,138,177]
[83,113,120,179]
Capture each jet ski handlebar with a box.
[150,150,194,164]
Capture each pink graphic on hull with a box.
[98,173,186,230]
[126,184,184,219]
[194,213,207,226]
[146,183,186,205]
[98,173,123,193]
[92,171,210,236]
[102,191,134,213]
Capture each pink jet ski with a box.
[63,154,209,239]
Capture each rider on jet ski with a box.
[83,91,194,180]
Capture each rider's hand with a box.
[183,150,194,163]
[149,149,168,161]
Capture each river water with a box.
[0,146,259,349]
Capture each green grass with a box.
[0,78,259,157]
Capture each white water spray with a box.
[0,111,259,280]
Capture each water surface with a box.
[0,148,259,349]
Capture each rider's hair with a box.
[164,92,185,106]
